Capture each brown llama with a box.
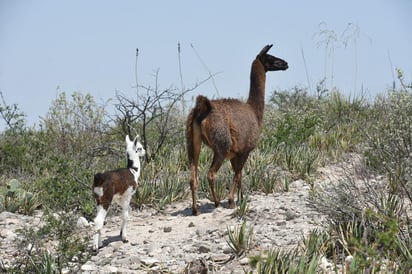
[186,44,288,215]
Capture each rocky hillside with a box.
[0,156,368,273]
[1,180,328,273]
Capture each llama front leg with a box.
[93,205,107,251]
[208,154,225,209]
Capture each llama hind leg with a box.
[189,164,200,216]
[229,154,249,208]
[93,205,107,251]
[119,191,133,243]
[208,154,225,208]
[120,205,130,243]
[187,118,202,216]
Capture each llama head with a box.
[125,135,146,168]
[257,44,288,72]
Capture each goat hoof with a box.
[122,239,129,243]
[228,200,236,209]
[192,209,201,216]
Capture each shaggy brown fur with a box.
[187,44,288,215]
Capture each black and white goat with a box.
[92,134,145,251]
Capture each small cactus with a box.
[0,179,40,215]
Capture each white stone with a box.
[239,257,250,265]
[81,264,97,271]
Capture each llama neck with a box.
[127,158,139,172]
[128,157,141,183]
[247,59,266,126]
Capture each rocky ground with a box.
[82,179,324,273]
[1,157,363,273]
[0,180,326,273]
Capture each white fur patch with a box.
[130,168,140,185]
[94,205,107,228]
[112,185,136,208]
[93,205,107,251]
[94,187,103,197]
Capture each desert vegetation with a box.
[1,56,411,272]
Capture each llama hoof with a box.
[192,209,201,216]
[120,231,128,243]
[214,202,221,208]
[92,246,100,253]
[228,200,236,209]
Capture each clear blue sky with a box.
[1,0,411,129]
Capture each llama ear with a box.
[259,44,273,56]
[125,135,132,144]
[133,135,140,145]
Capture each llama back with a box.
[94,169,136,189]
[195,96,255,122]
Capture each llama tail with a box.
[186,95,210,165]
[93,173,104,188]
[193,95,212,123]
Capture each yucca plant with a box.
[156,176,188,209]
[249,249,294,274]
[134,182,154,209]
[283,176,290,192]
[225,220,254,256]
[250,248,320,274]
[396,231,412,272]
[232,194,250,219]
[250,230,328,274]
[39,251,58,274]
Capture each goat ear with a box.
[259,44,273,56]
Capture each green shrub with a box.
[365,84,412,196]
[312,174,412,272]
[33,158,96,218]
[261,86,367,181]
[10,211,90,273]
